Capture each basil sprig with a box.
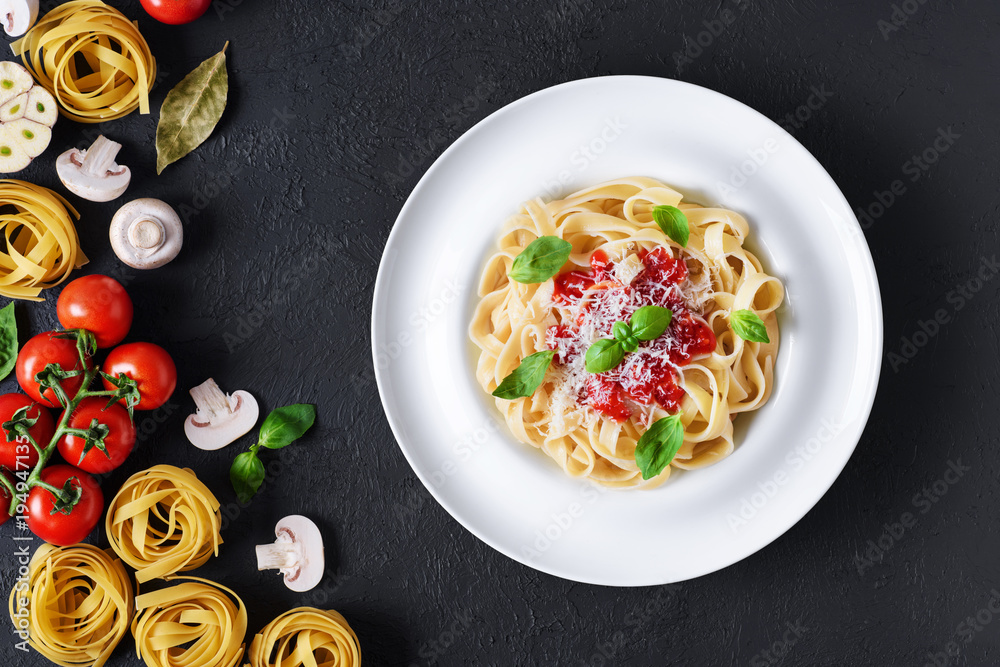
[584,305,673,373]
[730,309,770,343]
[509,236,572,284]
[635,413,684,480]
[230,403,316,503]
[0,303,16,381]
[492,350,555,399]
[652,205,690,248]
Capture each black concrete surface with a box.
[3,1,999,665]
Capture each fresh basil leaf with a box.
[612,321,631,342]
[230,451,266,503]
[730,309,770,343]
[635,414,685,480]
[0,303,16,381]
[652,205,690,248]
[585,339,626,374]
[258,404,316,450]
[509,237,572,284]
[630,305,672,341]
[492,350,555,400]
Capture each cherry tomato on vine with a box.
[57,275,133,349]
[16,332,89,408]
[0,471,13,526]
[57,398,136,474]
[26,464,103,546]
[102,342,177,410]
[140,0,211,24]
[0,394,55,473]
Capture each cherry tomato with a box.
[57,275,133,348]
[57,398,136,474]
[140,0,211,24]
[102,342,177,410]
[0,471,13,526]
[26,464,103,546]
[0,394,55,473]
[16,332,89,408]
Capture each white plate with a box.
[371,76,882,586]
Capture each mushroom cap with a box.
[0,0,39,37]
[110,198,183,269]
[184,389,259,451]
[276,515,325,593]
[56,146,131,202]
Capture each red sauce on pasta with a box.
[547,247,716,422]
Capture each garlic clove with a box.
[0,125,30,172]
[0,92,27,122]
[8,119,49,158]
[23,87,56,126]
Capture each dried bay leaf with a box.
[156,42,229,174]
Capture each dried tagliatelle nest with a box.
[0,179,85,300]
[105,465,222,583]
[0,60,57,172]
[246,607,362,667]
[11,0,156,123]
[8,543,134,667]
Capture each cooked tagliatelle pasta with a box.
[132,577,247,667]
[12,0,157,122]
[246,607,362,667]
[106,464,222,583]
[0,179,85,300]
[470,177,784,488]
[8,543,134,667]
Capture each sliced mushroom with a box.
[255,515,325,592]
[0,0,37,37]
[184,378,259,450]
[109,198,183,269]
[56,135,131,202]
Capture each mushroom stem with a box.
[189,379,234,424]
[256,532,300,571]
[128,217,165,253]
[79,135,122,176]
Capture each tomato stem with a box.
[9,329,123,517]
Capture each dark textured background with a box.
[2,0,998,665]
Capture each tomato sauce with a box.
[546,247,716,422]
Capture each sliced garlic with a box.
[0,92,27,122]
[0,62,56,173]
[24,88,56,126]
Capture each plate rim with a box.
[371,74,884,586]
